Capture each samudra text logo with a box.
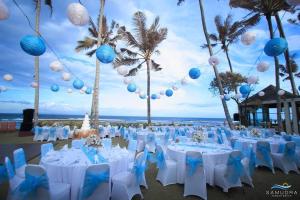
[266,182,298,198]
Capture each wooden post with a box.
[283,101,292,134]
[291,100,299,134]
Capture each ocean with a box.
[0,113,225,128]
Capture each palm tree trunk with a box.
[275,12,298,96]
[224,47,238,94]
[91,0,105,128]
[146,59,151,126]
[265,14,282,132]
[198,0,234,129]
[33,0,41,127]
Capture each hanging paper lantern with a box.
[258,91,265,97]
[139,93,146,99]
[278,89,285,96]
[20,35,46,56]
[3,74,13,81]
[85,87,92,94]
[96,45,116,64]
[224,94,231,101]
[0,86,7,92]
[51,84,59,92]
[123,77,133,85]
[165,89,173,97]
[159,90,165,96]
[234,93,242,100]
[50,61,63,72]
[172,85,179,91]
[257,61,270,72]
[189,68,201,79]
[127,83,137,92]
[31,82,38,88]
[73,79,84,89]
[151,94,158,100]
[240,85,251,95]
[0,0,9,20]
[241,32,256,45]
[220,95,224,99]
[79,89,85,94]
[298,86,300,91]
[62,72,71,81]
[208,56,220,66]
[117,66,128,76]
[67,88,73,93]
[181,77,189,85]
[264,38,288,57]
[286,0,300,6]
[247,76,259,84]
[156,94,161,99]
[67,3,89,26]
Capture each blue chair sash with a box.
[81,170,109,200]
[63,128,69,138]
[225,154,243,184]
[147,134,155,143]
[0,165,8,184]
[81,147,107,164]
[284,144,296,162]
[186,156,203,176]
[49,128,56,138]
[257,144,272,167]
[14,150,26,169]
[37,127,43,135]
[217,134,223,144]
[132,163,146,184]
[155,151,166,169]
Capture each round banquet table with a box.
[167,142,233,185]
[41,146,130,200]
[137,131,165,141]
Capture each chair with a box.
[240,147,255,187]
[271,142,299,174]
[41,143,54,158]
[145,133,156,153]
[33,126,44,141]
[15,165,70,200]
[47,127,57,142]
[127,139,137,162]
[256,141,275,173]
[156,145,177,186]
[102,138,112,149]
[72,139,85,149]
[62,127,70,140]
[111,152,145,200]
[78,164,110,200]
[214,151,243,192]
[98,127,105,138]
[110,127,116,138]
[184,151,207,199]
[5,156,24,199]
[13,148,27,179]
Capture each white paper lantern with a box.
[135,88,140,94]
[160,90,165,96]
[156,94,161,99]
[50,60,63,72]
[31,82,38,88]
[67,88,73,93]
[286,0,300,6]
[234,93,242,99]
[181,77,189,85]
[81,86,87,92]
[0,86,7,92]
[117,66,128,76]
[257,61,270,72]
[62,72,71,81]
[67,3,89,26]
[278,89,285,96]
[123,77,133,85]
[247,76,259,84]
[172,85,179,91]
[220,95,224,99]
[208,56,220,66]
[258,91,265,97]
[0,0,9,20]
[3,74,13,81]
[80,89,85,94]
[241,32,256,45]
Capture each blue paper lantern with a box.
[20,35,46,56]
[298,86,300,91]
[189,68,201,79]
[73,79,84,89]
[151,94,158,100]
[51,84,59,92]
[239,85,251,95]
[264,38,288,57]
[165,89,173,97]
[242,93,249,98]
[127,83,137,92]
[139,94,146,99]
[224,94,231,101]
[96,45,116,64]
[85,87,92,94]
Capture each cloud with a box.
[0,100,31,105]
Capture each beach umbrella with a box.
[247,76,258,84]
[240,85,251,95]
[73,79,84,89]
[264,38,288,57]
[151,94,158,100]
[123,77,133,85]
[257,61,269,72]
[117,66,128,76]
[96,45,116,64]
[189,68,201,79]
[278,89,285,96]
[51,84,59,92]
[50,60,63,72]
[67,88,73,93]
[67,3,89,26]
[286,0,300,6]
[3,74,13,81]
[62,72,71,81]
[241,32,256,45]
[181,77,189,85]
[127,83,137,92]
[20,35,46,56]
[85,87,92,94]
[31,82,38,88]
[224,94,231,101]
[208,56,220,66]
[259,91,265,97]
[0,0,9,20]
[165,89,173,97]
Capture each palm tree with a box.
[279,54,300,81]
[33,0,53,126]
[178,0,234,129]
[75,0,120,128]
[113,11,167,125]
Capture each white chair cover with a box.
[13,148,27,179]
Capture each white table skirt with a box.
[41,147,129,200]
[167,143,232,185]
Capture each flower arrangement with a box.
[192,131,205,143]
[235,125,246,130]
[250,128,261,137]
[85,134,101,147]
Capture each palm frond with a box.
[75,37,97,52]
[151,60,162,71]
[209,34,218,41]
[133,11,147,48]
[86,49,97,57]
[44,0,53,14]
[88,18,98,38]
[177,0,185,6]
[118,26,142,49]
[120,48,138,58]
[150,16,160,32]
[113,56,140,68]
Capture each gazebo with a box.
[239,85,300,134]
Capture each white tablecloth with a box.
[41,146,130,200]
[137,131,165,141]
[167,143,232,185]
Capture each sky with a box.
[0,0,299,118]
